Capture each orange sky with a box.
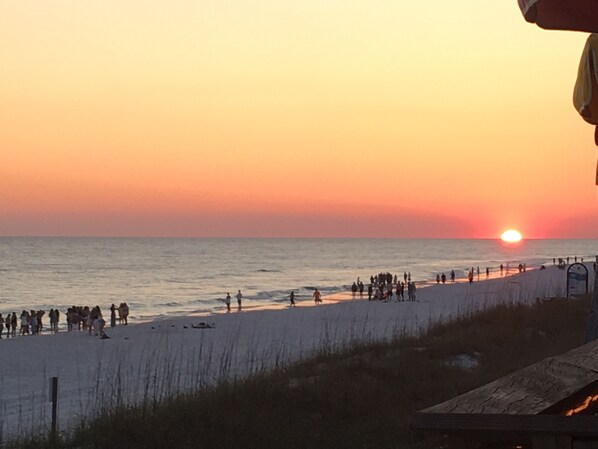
[1,1,597,238]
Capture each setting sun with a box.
[501,229,523,243]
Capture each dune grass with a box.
[7,296,590,449]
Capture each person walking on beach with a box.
[225,293,231,312]
[313,289,322,305]
[236,290,243,310]
[436,274,440,284]
[351,282,358,297]
[468,270,474,285]
[289,291,296,307]
[367,283,373,301]
[441,273,446,284]
[486,267,490,278]
[450,270,455,282]
[500,264,504,276]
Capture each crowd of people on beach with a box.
[2,256,592,336]
[348,272,419,302]
[341,256,591,305]
[0,310,53,338]
[0,302,130,339]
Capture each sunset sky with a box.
[1,1,597,238]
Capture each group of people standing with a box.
[67,302,129,335]
[0,303,130,340]
[435,270,457,284]
[224,291,243,312]
[350,272,418,302]
[0,310,56,338]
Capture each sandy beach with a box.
[0,265,587,440]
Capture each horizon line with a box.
[0,235,596,240]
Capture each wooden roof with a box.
[419,339,598,416]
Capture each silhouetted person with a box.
[225,293,231,312]
[110,304,117,328]
[236,290,243,310]
[289,291,296,307]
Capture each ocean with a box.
[0,238,596,321]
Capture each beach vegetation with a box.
[4,295,590,449]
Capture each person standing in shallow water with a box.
[236,290,243,310]
[289,291,296,307]
[225,293,231,312]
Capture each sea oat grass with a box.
[6,296,590,449]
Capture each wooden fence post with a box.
[50,376,58,440]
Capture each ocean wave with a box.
[157,302,182,307]
[301,285,345,293]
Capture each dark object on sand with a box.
[192,322,215,329]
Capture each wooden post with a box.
[50,376,58,440]
[584,256,598,343]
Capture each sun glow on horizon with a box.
[501,229,523,243]
[0,2,596,237]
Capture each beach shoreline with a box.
[0,264,590,440]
